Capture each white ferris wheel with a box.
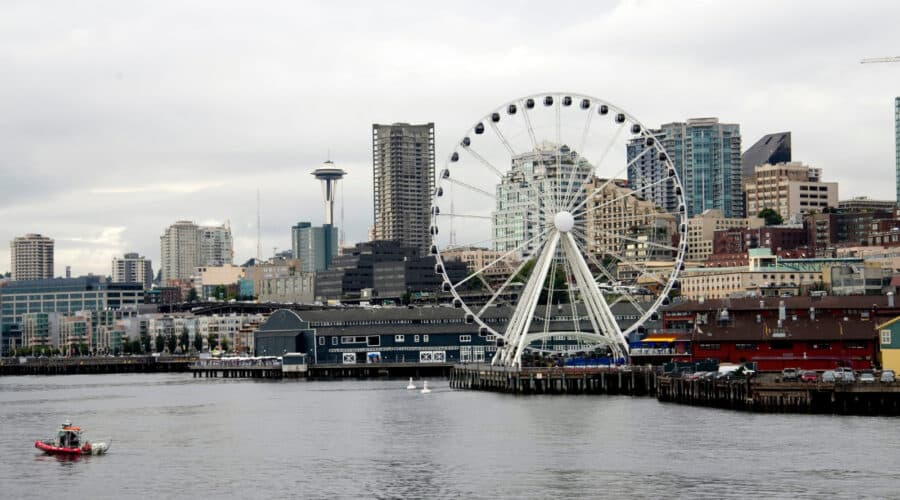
[430,92,688,368]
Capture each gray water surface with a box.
[2,374,898,499]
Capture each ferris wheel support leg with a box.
[559,232,630,361]
[494,232,560,368]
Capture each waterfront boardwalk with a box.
[449,364,658,395]
[657,373,900,415]
[0,355,193,375]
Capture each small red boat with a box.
[35,421,109,456]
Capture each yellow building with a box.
[877,315,900,372]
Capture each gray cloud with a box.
[2,0,899,274]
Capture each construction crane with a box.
[861,56,900,64]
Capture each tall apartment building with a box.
[160,221,233,282]
[745,162,838,221]
[372,122,435,254]
[895,97,900,205]
[685,209,764,262]
[626,131,677,213]
[291,222,338,273]
[628,118,742,218]
[112,252,153,289]
[10,233,54,280]
[200,224,234,266]
[493,143,591,255]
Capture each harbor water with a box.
[2,374,899,499]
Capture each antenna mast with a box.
[256,188,261,261]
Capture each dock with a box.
[449,364,658,395]
[0,355,193,376]
[657,373,900,415]
[189,360,454,379]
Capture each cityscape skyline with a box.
[2,1,900,276]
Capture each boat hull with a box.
[35,440,83,455]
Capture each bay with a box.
[2,374,899,499]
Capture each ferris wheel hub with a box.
[553,211,575,233]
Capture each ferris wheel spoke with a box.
[436,212,493,220]
[569,145,655,215]
[560,109,596,211]
[574,237,648,317]
[562,121,626,213]
[541,255,559,339]
[553,96,563,214]
[476,257,533,316]
[452,227,551,289]
[571,228,661,288]
[520,99,539,150]
[464,146,553,219]
[560,252,582,337]
[443,177,495,200]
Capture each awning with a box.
[641,336,677,343]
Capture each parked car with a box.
[821,370,836,383]
[881,370,895,383]
[800,370,818,382]
[835,367,855,382]
[781,368,800,381]
[859,370,876,384]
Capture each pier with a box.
[449,364,658,395]
[657,373,900,415]
[189,360,454,379]
[0,355,193,376]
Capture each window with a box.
[319,337,325,346]
[414,335,420,343]
[882,329,892,345]
[423,335,429,343]
[735,343,757,350]
[331,337,338,346]
[698,343,720,350]
[394,335,405,342]
[460,335,472,343]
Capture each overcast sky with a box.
[2,0,899,276]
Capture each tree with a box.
[154,334,165,353]
[186,288,199,303]
[141,335,151,354]
[213,285,227,301]
[220,338,229,353]
[166,334,177,354]
[179,328,190,353]
[208,333,219,351]
[758,208,783,226]
[193,333,204,352]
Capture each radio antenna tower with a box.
[340,181,346,248]
[256,188,261,261]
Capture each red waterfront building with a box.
[661,296,900,371]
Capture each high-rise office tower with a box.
[111,252,154,289]
[741,132,791,183]
[372,122,435,254]
[10,234,54,281]
[160,221,233,282]
[627,118,742,218]
[291,222,338,273]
